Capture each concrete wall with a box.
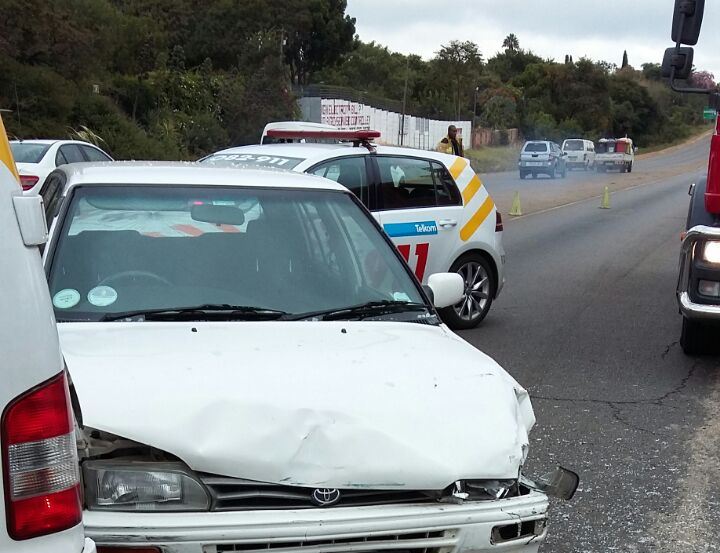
[299,96,471,151]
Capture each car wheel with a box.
[681,317,714,355]
[627,162,633,173]
[519,171,527,180]
[549,165,556,179]
[438,253,495,330]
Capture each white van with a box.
[561,139,595,170]
[0,153,94,551]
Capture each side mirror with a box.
[427,272,464,309]
[672,0,705,45]
[662,47,694,80]
[13,194,48,246]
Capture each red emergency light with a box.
[265,129,381,141]
[706,117,720,215]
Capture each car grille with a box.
[210,529,457,553]
[200,475,442,511]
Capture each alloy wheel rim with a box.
[453,261,490,321]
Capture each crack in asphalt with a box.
[661,340,679,360]
[530,357,707,409]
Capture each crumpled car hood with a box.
[60,321,535,489]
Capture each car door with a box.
[372,155,463,282]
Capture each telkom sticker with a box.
[53,289,80,309]
[383,221,438,238]
[87,286,118,307]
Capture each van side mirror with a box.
[13,194,48,246]
[662,47,694,80]
[427,273,464,309]
[672,0,705,45]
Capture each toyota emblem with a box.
[311,488,341,507]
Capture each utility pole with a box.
[473,86,479,129]
[399,57,409,146]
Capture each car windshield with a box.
[10,142,50,163]
[563,140,584,151]
[523,143,548,152]
[202,152,306,169]
[47,185,426,322]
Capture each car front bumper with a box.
[677,225,720,320]
[85,492,549,553]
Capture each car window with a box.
[310,157,368,206]
[57,145,85,165]
[432,162,462,206]
[10,143,50,163]
[40,174,64,225]
[523,143,548,153]
[47,185,425,321]
[377,157,437,209]
[81,146,112,162]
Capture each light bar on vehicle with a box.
[265,129,381,141]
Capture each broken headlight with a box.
[83,461,210,511]
[448,480,518,502]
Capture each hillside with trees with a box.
[0,1,713,160]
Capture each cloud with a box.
[346,0,720,76]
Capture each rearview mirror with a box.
[13,194,48,246]
[662,47,694,80]
[672,0,705,45]
[191,204,245,226]
[427,272,463,309]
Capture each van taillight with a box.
[1,372,81,540]
[495,211,504,232]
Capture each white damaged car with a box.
[41,162,576,552]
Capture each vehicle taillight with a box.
[18,175,39,191]
[495,211,504,232]
[1,372,81,540]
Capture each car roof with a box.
[10,139,100,147]
[53,161,347,192]
[209,143,459,166]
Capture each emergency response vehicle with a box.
[0,120,95,553]
[202,129,505,329]
[595,137,635,173]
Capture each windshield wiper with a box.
[289,300,429,321]
[101,304,288,322]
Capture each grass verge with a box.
[466,145,521,174]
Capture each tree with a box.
[690,70,716,90]
[435,40,484,119]
[502,34,519,53]
[481,96,517,129]
[622,50,629,69]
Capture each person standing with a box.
[436,125,464,157]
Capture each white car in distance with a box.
[10,139,113,195]
[40,162,576,553]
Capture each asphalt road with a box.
[461,134,720,552]
[479,131,712,218]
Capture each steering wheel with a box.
[99,270,171,288]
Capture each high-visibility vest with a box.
[436,135,463,157]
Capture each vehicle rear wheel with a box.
[438,253,495,330]
[627,162,633,173]
[681,317,714,355]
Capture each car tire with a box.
[519,171,527,180]
[627,162,633,173]
[438,253,495,330]
[681,317,714,355]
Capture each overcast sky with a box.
[345,0,720,77]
